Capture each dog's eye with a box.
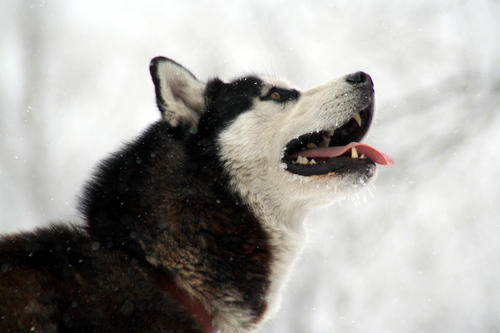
[262,87,299,103]
[269,91,282,100]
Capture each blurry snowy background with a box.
[1,0,499,332]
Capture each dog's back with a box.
[0,225,202,332]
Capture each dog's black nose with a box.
[346,71,372,87]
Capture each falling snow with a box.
[0,1,499,333]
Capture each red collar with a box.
[156,273,218,333]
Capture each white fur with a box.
[217,76,375,323]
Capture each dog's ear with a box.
[149,57,206,128]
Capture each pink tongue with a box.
[289,142,394,166]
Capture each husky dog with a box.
[0,57,393,333]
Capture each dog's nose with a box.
[345,71,373,87]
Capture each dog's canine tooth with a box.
[353,112,362,127]
[351,147,359,158]
[319,135,331,148]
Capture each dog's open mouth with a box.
[282,106,393,176]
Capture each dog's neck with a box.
[156,272,218,333]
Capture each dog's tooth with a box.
[319,135,331,148]
[351,147,359,158]
[326,130,334,137]
[353,112,362,127]
[360,154,366,159]
[296,155,309,165]
[310,159,317,165]
[306,143,318,149]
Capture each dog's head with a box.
[150,57,393,224]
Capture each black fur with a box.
[191,76,263,159]
[82,118,272,320]
[1,72,272,332]
[0,224,200,332]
